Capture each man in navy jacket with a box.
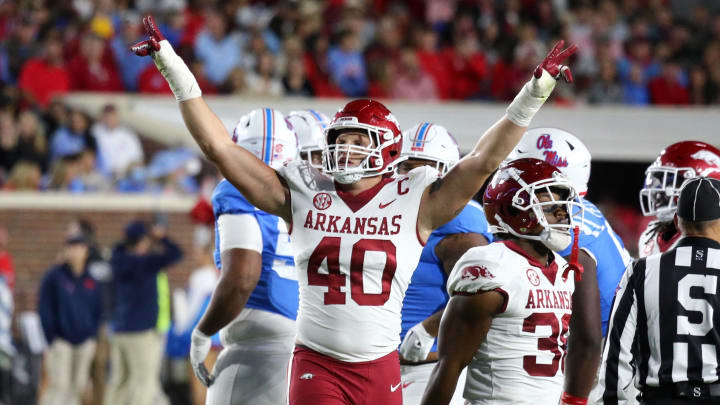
[104,220,182,405]
[38,233,101,405]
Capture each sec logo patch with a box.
[313,193,332,210]
[526,269,540,286]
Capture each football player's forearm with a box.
[420,360,462,405]
[196,276,254,336]
[179,98,233,164]
[421,310,443,337]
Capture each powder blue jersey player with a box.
[191,108,304,405]
[509,128,632,336]
[396,123,493,405]
[212,179,298,319]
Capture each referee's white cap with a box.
[678,177,720,221]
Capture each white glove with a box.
[190,328,215,387]
[399,322,435,362]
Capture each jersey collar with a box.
[501,240,559,284]
[676,236,720,249]
[334,176,394,213]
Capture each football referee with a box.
[593,177,720,405]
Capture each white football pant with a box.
[206,308,296,405]
[401,362,467,405]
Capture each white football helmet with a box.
[399,123,460,175]
[507,127,591,197]
[232,108,298,169]
[286,109,330,168]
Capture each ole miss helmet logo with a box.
[461,265,494,281]
[526,269,541,286]
[313,193,332,210]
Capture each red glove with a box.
[535,40,578,83]
[130,16,165,56]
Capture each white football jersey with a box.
[637,220,681,258]
[277,160,438,362]
[447,241,574,404]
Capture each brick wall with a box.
[0,208,200,314]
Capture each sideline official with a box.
[593,177,720,405]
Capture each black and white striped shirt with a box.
[594,236,720,404]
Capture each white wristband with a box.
[152,40,202,102]
[505,69,557,127]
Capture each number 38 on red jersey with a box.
[446,241,575,404]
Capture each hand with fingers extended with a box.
[130,15,201,101]
[527,40,578,99]
[131,16,164,57]
[506,40,578,127]
[190,328,215,387]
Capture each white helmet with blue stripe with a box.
[286,109,329,167]
[506,127,591,196]
[232,108,298,169]
[400,122,460,175]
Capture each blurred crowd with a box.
[0,0,718,192]
[0,100,203,193]
[0,0,716,104]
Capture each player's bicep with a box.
[421,162,490,231]
[437,291,503,370]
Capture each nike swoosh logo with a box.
[390,382,402,392]
[379,199,396,209]
[402,381,413,389]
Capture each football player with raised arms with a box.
[509,128,632,337]
[421,159,597,405]
[190,108,299,405]
[638,141,720,257]
[396,123,494,405]
[132,17,577,405]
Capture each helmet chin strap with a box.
[561,226,584,282]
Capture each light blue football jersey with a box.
[559,198,631,336]
[400,200,493,353]
[212,179,298,320]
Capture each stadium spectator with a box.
[0,111,47,173]
[111,11,152,91]
[68,33,123,92]
[193,7,243,87]
[327,29,367,97]
[37,233,101,405]
[689,66,716,105]
[0,13,40,84]
[588,58,624,104]
[50,109,96,162]
[245,51,283,97]
[622,62,650,105]
[283,58,313,96]
[445,30,488,100]
[91,104,143,178]
[105,220,182,405]
[391,47,438,100]
[649,60,690,105]
[17,36,70,109]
